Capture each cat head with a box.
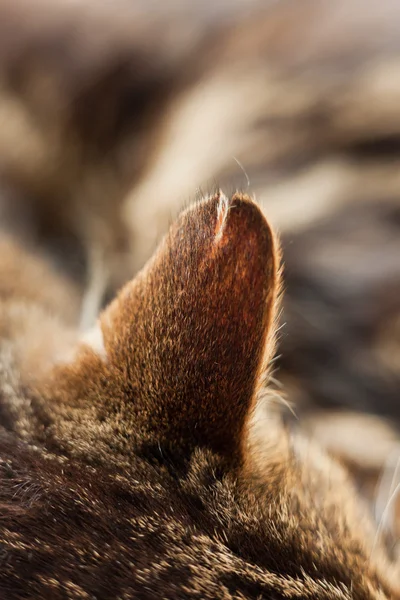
[40,193,399,598]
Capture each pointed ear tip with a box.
[216,191,278,263]
[229,191,275,235]
[187,190,278,256]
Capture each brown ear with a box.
[101,192,280,457]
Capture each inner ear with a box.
[101,192,280,458]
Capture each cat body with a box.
[0,194,398,599]
[0,1,399,596]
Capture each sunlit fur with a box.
[0,194,398,599]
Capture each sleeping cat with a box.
[0,192,398,598]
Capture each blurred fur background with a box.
[0,0,399,538]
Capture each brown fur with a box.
[0,194,399,598]
[0,1,399,596]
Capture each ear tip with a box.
[179,190,280,304]
[203,190,277,262]
[229,191,274,235]
[186,190,276,252]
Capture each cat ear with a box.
[101,192,280,457]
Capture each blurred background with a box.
[0,0,399,540]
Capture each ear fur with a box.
[39,193,280,461]
[98,192,280,457]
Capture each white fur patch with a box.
[81,324,107,361]
[214,191,229,242]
